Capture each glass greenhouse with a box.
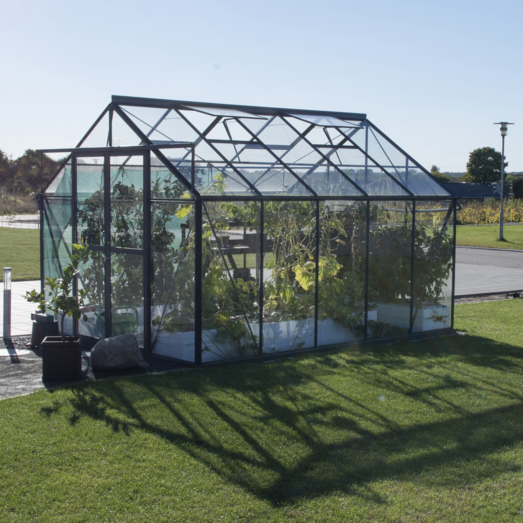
[39,95,457,365]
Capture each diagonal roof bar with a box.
[235,119,318,196]
[112,104,197,196]
[173,108,262,196]
[282,116,367,196]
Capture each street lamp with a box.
[494,122,514,240]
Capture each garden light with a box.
[3,267,11,340]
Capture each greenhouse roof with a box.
[46,95,452,199]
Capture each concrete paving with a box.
[456,246,523,269]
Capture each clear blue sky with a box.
[1,0,522,173]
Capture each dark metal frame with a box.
[38,95,459,366]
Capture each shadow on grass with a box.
[41,332,523,506]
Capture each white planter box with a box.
[262,318,315,353]
[377,303,450,332]
[153,329,195,362]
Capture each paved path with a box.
[455,247,523,296]
[1,280,40,336]
[0,215,40,229]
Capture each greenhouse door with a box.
[74,150,151,349]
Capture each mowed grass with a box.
[2,301,523,521]
[457,224,523,250]
[0,227,40,281]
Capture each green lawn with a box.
[457,224,523,250]
[1,301,523,521]
[0,227,40,281]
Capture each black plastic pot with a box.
[31,321,59,348]
[41,336,82,381]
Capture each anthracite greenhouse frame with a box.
[39,95,458,365]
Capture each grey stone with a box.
[90,334,143,371]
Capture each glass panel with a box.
[246,116,298,146]
[288,113,363,128]
[243,165,313,196]
[403,165,451,197]
[216,118,254,141]
[262,201,316,354]
[120,106,172,138]
[111,112,142,147]
[151,159,193,200]
[151,202,195,363]
[177,109,216,134]
[182,162,255,196]
[413,201,453,332]
[109,157,144,249]
[369,201,413,340]
[80,112,110,148]
[294,166,363,196]
[276,139,323,166]
[182,105,267,119]
[147,109,199,143]
[338,130,409,196]
[318,200,367,345]
[77,251,105,339]
[370,128,449,196]
[201,201,260,363]
[42,197,73,335]
[111,253,144,347]
[45,161,72,196]
[77,160,104,246]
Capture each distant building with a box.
[442,182,500,203]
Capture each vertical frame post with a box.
[108,108,113,147]
[143,151,152,353]
[409,200,416,334]
[71,155,78,336]
[258,201,264,357]
[314,200,320,348]
[364,122,369,188]
[191,146,195,192]
[194,199,203,365]
[39,194,45,294]
[451,200,457,329]
[103,153,112,339]
[364,200,370,341]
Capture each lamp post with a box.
[3,267,11,340]
[494,122,514,240]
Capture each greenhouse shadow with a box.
[42,333,523,506]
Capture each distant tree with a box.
[0,150,12,188]
[6,150,62,195]
[430,165,451,183]
[462,147,507,183]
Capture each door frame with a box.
[72,149,152,349]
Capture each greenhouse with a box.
[39,95,457,365]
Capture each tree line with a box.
[0,149,64,195]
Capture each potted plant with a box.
[25,244,89,381]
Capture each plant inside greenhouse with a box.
[38,96,457,365]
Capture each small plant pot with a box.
[30,320,59,348]
[41,336,82,381]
